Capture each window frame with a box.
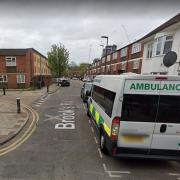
[6,57,16,67]
[17,74,25,84]
[121,48,127,57]
[0,75,8,82]
[131,43,141,54]
[146,42,153,59]
[154,35,173,56]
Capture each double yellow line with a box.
[0,104,39,156]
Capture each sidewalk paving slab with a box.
[0,101,29,145]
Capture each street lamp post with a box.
[101,36,108,74]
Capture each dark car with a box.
[61,79,70,86]
[81,82,92,102]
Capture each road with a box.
[0,80,180,180]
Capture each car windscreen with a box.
[157,95,180,123]
[85,83,92,90]
[121,94,159,122]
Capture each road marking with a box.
[168,173,180,176]
[108,172,122,178]
[34,104,41,107]
[82,103,86,113]
[39,100,45,102]
[94,136,98,144]
[36,102,42,105]
[0,104,38,156]
[102,163,130,178]
[91,126,94,133]
[103,163,108,172]
[98,148,103,158]
[88,119,91,124]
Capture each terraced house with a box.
[0,48,51,89]
[87,13,180,76]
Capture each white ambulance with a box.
[87,73,180,159]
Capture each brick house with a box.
[0,48,51,89]
[86,41,143,76]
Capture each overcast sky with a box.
[0,0,180,64]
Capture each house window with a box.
[163,35,173,54]
[107,55,111,62]
[102,57,105,63]
[6,57,16,66]
[17,74,25,83]
[121,63,126,70]
[0,75,7,82]
[121,48,127,57]
[146,43,153,58]
[131,43,141,54]
[133,61,140,69]
[112,52,117,60]
[154,35,173,56]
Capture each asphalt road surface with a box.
[0,80,180,180]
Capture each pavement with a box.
[0,101,29,145]
[0,80,179,180]
[0,83,59,146]
[0,83,59,105]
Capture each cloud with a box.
[0,0,179,64]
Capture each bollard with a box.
[16,98,21,114]
[47,85,49,93]
[3,87,6,95]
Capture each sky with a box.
[0,0,180,64]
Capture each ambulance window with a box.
[157,95,180,123]
[121,94,158,122]
[92,85,115,117]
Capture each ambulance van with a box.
[87,73,180,159]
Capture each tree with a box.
[47,43,69,77]
[79,63,91,77]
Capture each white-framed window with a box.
[131,43,141,54]
[6,57,16,66]
[154,35,173,56]
[121,63,126,70]
[133,61,140,69]
[17,74,25,83]
[112,52,117,60]
[0,75,8,82]
[121,48,127,57]
[112,64,116,71]
[101,66,105,72]
[102,57,105,63]
[107,55,111,62]
[146,43,153,59]
[107,65,110,72]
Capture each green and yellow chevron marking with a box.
[89,103,111,136]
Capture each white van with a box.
[87,73,180,159]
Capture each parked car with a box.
[81,82,92,102]
[61,79,70,86]
[82,78,87,82]
[72,77,78,80]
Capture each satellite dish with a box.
[163,51,177,67]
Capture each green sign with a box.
[130,83,180,91]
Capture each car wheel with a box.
[100,131,108,154]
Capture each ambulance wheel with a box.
[100,131,108,154]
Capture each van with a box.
[87,73,180,160]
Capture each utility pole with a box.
[101,36,109,74]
